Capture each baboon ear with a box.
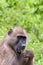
[8,29,13,35]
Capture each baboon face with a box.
[14,36,26,54]
[8,27,27,54]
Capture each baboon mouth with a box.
[17,51,21,54]
[17,47,25,54]
[17,49,22,54]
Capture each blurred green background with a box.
[0,0,43,65]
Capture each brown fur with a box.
[0,27,34,65]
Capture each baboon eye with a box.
[8,29,13,35]
[17,36,26,38]
[17,36,26,40]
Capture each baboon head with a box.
[6,27,27,54]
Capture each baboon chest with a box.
[13,54,27,65]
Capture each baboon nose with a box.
[22,44,25,49]
[22,46,25,49]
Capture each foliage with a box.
[0,0,43,65]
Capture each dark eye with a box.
[17,36,26,40]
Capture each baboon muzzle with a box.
[14,39,26,54]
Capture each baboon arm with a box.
[26,58,34,65]
[22,50,34,65]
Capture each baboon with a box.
[0,27,34,65]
